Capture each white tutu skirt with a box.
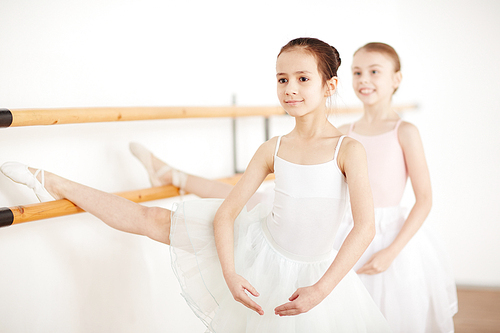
[334,206,458,333]
[170,199,392,333]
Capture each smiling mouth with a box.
[285,100,303,105]
[359,88,374,95]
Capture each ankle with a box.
[172,169,188,191]
[158,170,173,185]
[29,168,63,200]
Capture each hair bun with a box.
[332,46,341,68]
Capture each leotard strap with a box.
[333,135,346,161]
[274,136,282,156]
[394,118,403,131]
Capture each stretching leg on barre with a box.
[1,162,171,244]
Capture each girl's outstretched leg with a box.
[1,162,171,244]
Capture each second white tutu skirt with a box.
[334,206,458,333]
[170,199,391,333]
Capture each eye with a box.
[353,71,361,76]
[278,78,288,84]
[299,77,309,82]
[371,70,379,74]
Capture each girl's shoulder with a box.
[256,136,281,159]
[264,136,280,151]
[336,136,367,176]
[249,137,281,174]
[338,136,365,155]
[397,120,424,149]
[397,120,421,140]
[337,136,366,162]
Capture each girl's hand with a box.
[356,247,397,275]
[225,273,264,315]
[274,285,327,316]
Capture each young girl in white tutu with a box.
[333,42,458,332]
[1,37,391,332]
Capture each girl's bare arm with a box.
[357,121,432,274]
[213,137,276,315]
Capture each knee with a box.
[143,206,171,244]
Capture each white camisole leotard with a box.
[265,135,348,257]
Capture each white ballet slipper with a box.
[129,142,188,193]
[129,142,168,187]
[129,142,180,184]
[0,162,55,202]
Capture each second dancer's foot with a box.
[129,142,187,190]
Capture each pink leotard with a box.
[348,120,407,208]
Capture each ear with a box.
[325,77,338,97]
[393,71,402,90]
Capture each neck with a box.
[293,110,332,138]
[362,100,396,122]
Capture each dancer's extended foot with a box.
[1,162,59,202]
[129,142,187,190]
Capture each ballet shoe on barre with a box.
[129,142,172,187]
[0,162,55,202]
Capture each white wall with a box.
[0,0,499,331]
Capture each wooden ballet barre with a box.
[0,104,417,128]
[0,106,286,127]
[0,174,275,227]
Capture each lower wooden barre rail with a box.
[0,104,417,128]
[0,174,275,227]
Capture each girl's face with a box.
[351,50,401,107]
[276,50,335,118]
